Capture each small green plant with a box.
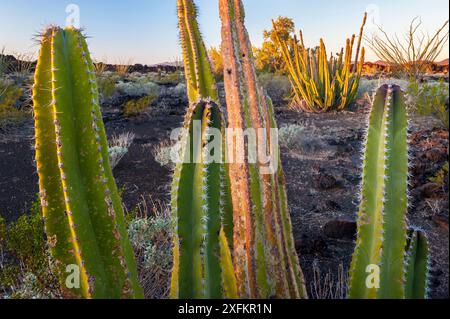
[0,197,61,299]
[407,79,449,129]
[108,132,135,169]
[0,79,26,122]
[97,74,118,102]
[128,211,172,299]
[279,124,305,150]
[123,95,156,117]
[429,162,449,185]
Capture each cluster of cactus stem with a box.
[32,26,143,299]
[348,84,430,299]
[170,0,237,299]
[28,4,433,302]
[219,0,308,299]
[274,13,367,113]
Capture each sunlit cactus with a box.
[170,0,236,299]
[405,229,430,299]
[32,26,143,299]
[348,84,427,299]
[274,13,367,112]
[219,0,308,299]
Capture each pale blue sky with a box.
[0,0,448,64]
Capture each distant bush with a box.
[429,162,449,185]
[278,124,325,153]
[0,79,26,122]
[407,79,449,129]
[123,95,157,117]
[146,71,183,86]
[279,124,305,150]
[258,73,291,106]
[97,73,119,102]
[116,81,159,98]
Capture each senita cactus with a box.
[405,230,430,299]
[274,14,367,113]
[348,84,424,299]
[219,0,308,299]
[32,26,143,299]
[170,0,237,299]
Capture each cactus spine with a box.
[349,84,412,299]
[170,0,236,299]
[405,230,430,299]
[274,13,366,113]
[32,26,143,299]
[219,0,307,299]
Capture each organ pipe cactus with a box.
[219,0,307,299]
[274,13,367,113]
[170,0,236,299]
[348,84,430,299]
[405,230,430,299]
[32,26,143,299]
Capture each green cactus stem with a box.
[405,230,430,299]
[219,0,307,299]
[170,0,236,299]
[348,84,409,299]
[170,99,237,299]
[32,26,143,299]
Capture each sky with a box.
[0,0,449,65]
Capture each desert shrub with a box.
[108,132,135,169]
[123,95,156,117]
[116,81,159,98]
[258,73,291,106]
[97,73,118,102]
[0,79,25,121]
[128,203,172,299]
[278,124,325,153]
[429,162,449,185]
[407,79,449,129]
[366,18,449,80]
[147,71,183,86]
[0,197,60,299]
[279,124,305,150]
[152,141,175,169]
